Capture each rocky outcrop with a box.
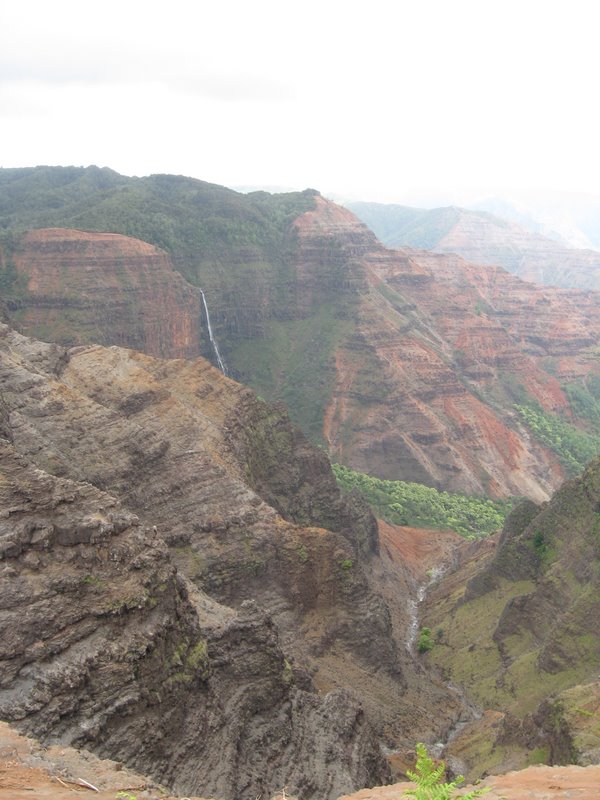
[0,338,395,798]
[4,228,204,360]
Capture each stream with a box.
[406,564,482,771]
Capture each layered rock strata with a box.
[6,184,600,499]
[0,324,406,798]
[349,200,600,290]
[6,228,203,360]
[290,199,600,499]
[1,324,469,796]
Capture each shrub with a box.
[417,628,434,654]
[403,743,489,799]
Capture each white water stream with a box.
[405,565,446,654]
[405,563,482,770]
[200,290,227,375]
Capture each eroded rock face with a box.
[350,200,600,290]
[0,421,389,799]
[431,210,600,291]
[0,324,409,797]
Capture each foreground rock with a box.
[0,720,202,799]
[2,720,599,800]
[0,323,407,798]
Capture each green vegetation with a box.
[417,627,434,653]
[348,203,461,250]
[297,544,308,563]
[81,574,102,587]
[565,379,600,427]
[332,464,511,539]
[403,743,489,799]
[0,167,316,269]
[530,529,555,565]
[0,166,349,443]
[230,301,353,442]
[515,402,600,476]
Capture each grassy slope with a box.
[347,202,461,248]
[347,201,513,251]
[424,459,600,716]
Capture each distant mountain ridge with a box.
[348,200,600,290]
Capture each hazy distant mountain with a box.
[469,196,570,244]
[347,200,600,290]
[470,191,600,251]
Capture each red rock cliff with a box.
[8,228,203,359]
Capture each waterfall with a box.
[200,290,227,376]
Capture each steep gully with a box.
[404,562,481,774]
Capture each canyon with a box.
[1,166,599,798]
[1,322,597,797]
[4,168,600,501]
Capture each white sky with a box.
[1,0,600,204]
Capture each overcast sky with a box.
[1,0,599,205]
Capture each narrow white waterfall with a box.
[200,290,227,375]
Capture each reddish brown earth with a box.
[378,521,463,583]
[6,717,599,800]
[0,721,208,799]
[338,764,600,799]
[9,228,203,359]
[293,197,600,499]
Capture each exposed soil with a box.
[339,764,600,799]
[0,722,207,800]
